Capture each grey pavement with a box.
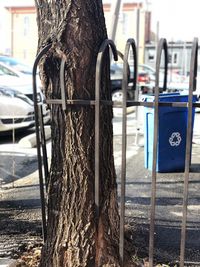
[0,258,16,267]
[0,109,200,264]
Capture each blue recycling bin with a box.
[144,93,197,172]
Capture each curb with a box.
[0,258,16,267]
[18,125,51,148]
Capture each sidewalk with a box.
[0,259,16,267]
[0,130,50,265]
[0,111,200,264]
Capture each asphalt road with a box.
[0,111,200,264]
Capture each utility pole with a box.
[109,0,122,42]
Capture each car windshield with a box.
[0,64,18,77]
[0,56,32,75]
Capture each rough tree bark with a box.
[35,0,120,266]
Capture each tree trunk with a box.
[35,1,120,266]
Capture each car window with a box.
[0,64,18,77]
[0,57,32,75]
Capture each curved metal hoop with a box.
[122,38,137,92]
[95,39,118,221]
[32,43,52,242]
[116,50,132,86]
[33,44,52,81]
[95,39,118,99]
[155,38,168,92]
[33,43,52,117]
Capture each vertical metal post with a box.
[180,38,198,267]
[95,54,101,221]
[156,21,159,50]
[135,6,140,122]
[120,68,126,267]
[109,0,122,42]
[60,58,67,111]
[120,38,137,266]
[149,39,168,267]
[38,104,49,187]
[32,44,52,242]
[136,7,140,65]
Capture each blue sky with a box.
[151,0,200,41]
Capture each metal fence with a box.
[33,37,200,267]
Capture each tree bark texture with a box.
[35,1,120,266]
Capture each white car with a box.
[0,86,50,132]
[0,62,50,132]
[0,87,33,132]
[0,55,33,75]
[0,61,42,100]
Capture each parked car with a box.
[0,86,49,132]
[0,61,43,100]
[138,64,193,94]
[138,64,156,83]
[0,61,50,132]
[110,62,152,102]
[110,62,134,102]
[0,55,33,75]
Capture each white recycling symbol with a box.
[169,132,182,147]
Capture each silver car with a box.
[0,86,34,132]
[0,86,50,132]
[0,62,50,132]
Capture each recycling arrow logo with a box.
[169,132,182,147]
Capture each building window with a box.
[24,16,30,36]
[168,54,172,64]
[168,52,178,65]
[173,53,178,64]
[148,50,155,62]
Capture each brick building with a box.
[0,0,151,64]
